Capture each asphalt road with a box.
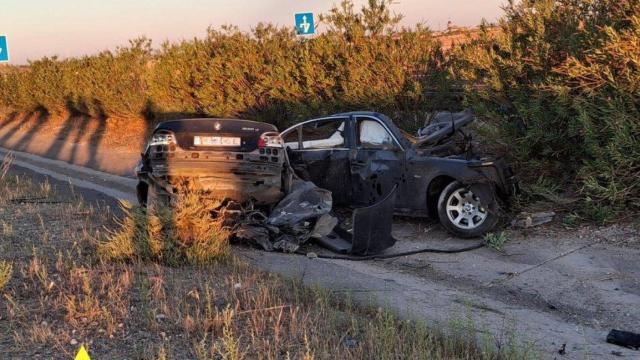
[2,145,639,360]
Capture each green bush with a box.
[451,0,640,215]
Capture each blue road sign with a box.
[295,13,315,35]
[0,36,8,62]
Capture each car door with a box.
[350,116,406,207]
[282,117,353,205]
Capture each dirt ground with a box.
[388,219,640,333]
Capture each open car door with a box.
[282,117,353,205]
[350,116,405,207]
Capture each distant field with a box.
[433,27,500,51]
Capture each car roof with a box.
[281,111,411,150]
[281,111,395,134]
[331,111,384,118]
[155,118,278,132]
[157,118,270,126]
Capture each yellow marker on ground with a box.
[74,345,91,360]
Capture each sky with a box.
[2,0,507,64]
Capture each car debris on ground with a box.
[607,329,640,350]
[229,179,398,255]
[511,212,556,229]
[232,179,334,253]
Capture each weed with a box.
[562,213,581,228]
[484,232,509,252]
[0,261,13,290]
[582,200,616,226]
[99,186,230,265]
[2,221,13,238]
[220,306,241,360]
[39,177,52,198]
[0,152,14,181]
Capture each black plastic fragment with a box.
[607,329,640,349]
[315,185,398,256]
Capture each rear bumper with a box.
[142,158,285,205]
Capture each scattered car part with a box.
[309,214,339,239]
[607,329,640,350]
[415,109,475,147]
[230,179,333,253]
[511,212,556,229]
[267,180,332,227]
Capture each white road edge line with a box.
[1,147,137,202]
[0,146,138,186]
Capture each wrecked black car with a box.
[280,110,517,238]
[135,118,287,208]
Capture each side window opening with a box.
[300,119,346,149]
[283,127,300,149]
[357,119,397,150]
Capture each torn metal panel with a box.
[267,180,332,227]
[315,185,398,255]
[416,109,475,146]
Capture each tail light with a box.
[149,131,176,146]
[258,132,283,148]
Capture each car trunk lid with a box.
[155,118,277,152]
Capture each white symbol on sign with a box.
[299,16,311,33]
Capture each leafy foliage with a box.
[452,0,640,215]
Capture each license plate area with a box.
[193,136,241,147]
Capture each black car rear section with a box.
[140,118,286,205]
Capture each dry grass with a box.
[99,186,230,266]
[0,158,537,359]
[0,261,12,290]
[1,152,14,180]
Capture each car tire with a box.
[437,181,499,238]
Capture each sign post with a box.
[0,36,8,62]
[294,13,315,35]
